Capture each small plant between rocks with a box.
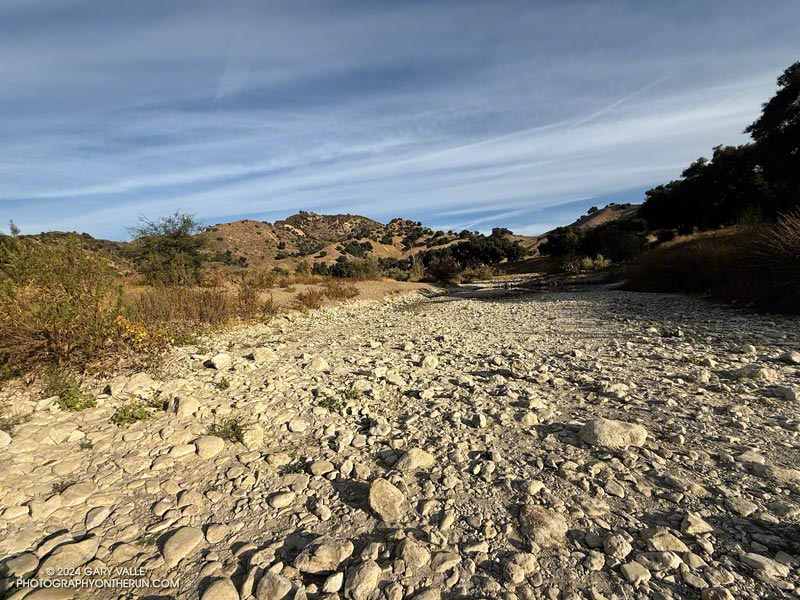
[207,416,247,444]
[51,480,75,494]
[43,369,96,412]
[110,399,152,426]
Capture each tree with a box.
[745,61,800,211]
[640,61,800,232]
[127,212,205,285]
[8,220,20,237]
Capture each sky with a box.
[1,1,798,240]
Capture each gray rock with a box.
[368,478,407,522]
[579,417,648,449]
[160,526,204,567]
[295,537,354,574]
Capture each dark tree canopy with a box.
[640,61,800,231]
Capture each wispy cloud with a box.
[1,0,798,238]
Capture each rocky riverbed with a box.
[1,285,800,600]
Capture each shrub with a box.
[656,229,676,243]
[624,212,800,314]
[733,211,800,313]
[294,288,325,311]
[322,281,359,300]
[382,267,409,281]
[110,399,152,426]
[562,254,611,274]
[127,212,205,285]
[0,234,125,376]
[426,256,462,282]
[44,369,96,411]
[329,256,381,280]
[208,416,246,444]
[460,265,495,283]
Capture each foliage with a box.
[421,230,525,282]
[110,399,152,426]
[0,233,125,376]
[561,254,611,274]
[625,211,800,314]
[460,265,495,283]
[340,240,373,258]
[640,61,800,232]
[127,212,205,285]
[539,220,646,267]
[426,256,462,282]
[213,250,248,267]
[207,416,247,444]
[44,369,97,411]
[327,256,381,280]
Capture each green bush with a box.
[208,416,246,444]
[127,212,205,285]
[44,369,96,411]
[110,399,152,426]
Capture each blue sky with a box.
[1,1,798,240]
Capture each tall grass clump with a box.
[126,283,274,327]
[734,211,800,313]
[0,233,125,377]
[624,212,800,314]
[294,288,325,311]
[321,280,359,300]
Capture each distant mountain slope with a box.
[554,203,641,234]
[15,204,637,277]
[199,212,467,272]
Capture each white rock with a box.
[194,435,225,459]
[343,560,381,600]
[255,572,292,600]
[208,353,232,370]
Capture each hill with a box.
[14,204,639,280]
[199,213,468,273]
[565,203,641,232]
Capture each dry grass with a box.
[0,234,280,378]
[0,234,126,377]
[624,212,800,314]
[126,283,275,326]
[321,280,360,300]
[294,288,325,311]
[245,268,322,289]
